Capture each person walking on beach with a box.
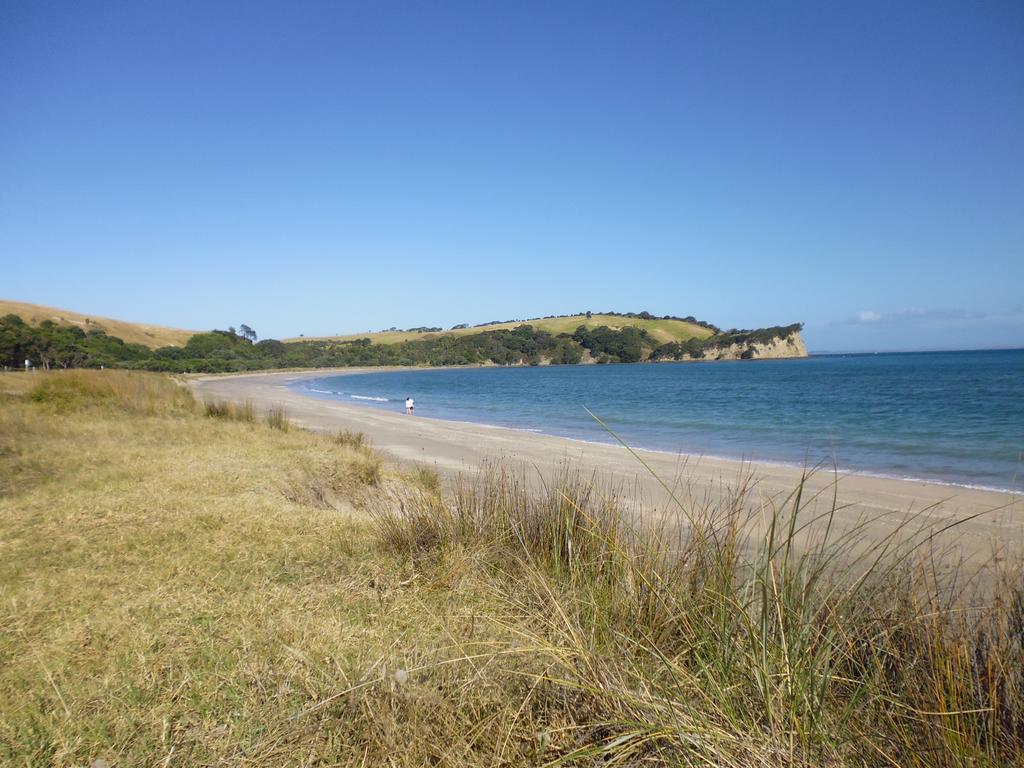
[405,396,415,415]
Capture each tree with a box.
[255,339,286,357]
[239,324,257,342]
[0,315,27,362]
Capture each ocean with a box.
[291,350,1024,492]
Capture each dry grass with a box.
[3,370,1022,766]
[332,428,367,450]
[287,314,715,346]
[1,371,522,765]
[409,466,442,494]
[204,398,256,422]
[0,371,38,396]
[371,467,1024,766]
[0,299,195,348]
[265,403,290,431]
[23,368,195,415]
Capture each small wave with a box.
[310,388,332,394]
[351,395,389,402]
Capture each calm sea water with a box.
[292,350,1024,491]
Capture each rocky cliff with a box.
[703,331,808,361]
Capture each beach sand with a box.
[190,368,1023,564]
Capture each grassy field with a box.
[287,314,716,346]
[0,299,196,348]
[2,370,1022,766]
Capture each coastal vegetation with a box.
[1,310,804,372]
[652,323,806,361]
[1,369,1021,766]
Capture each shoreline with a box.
[288,366,1022,496]
[291,372,1021,495]
[190,368,1024,559]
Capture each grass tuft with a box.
[332,428,367,449]
[350,449,383,486]
[265,404,289,431]
[409,465,442,494]
[203,398,256,422]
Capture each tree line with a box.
[0,313,803,373]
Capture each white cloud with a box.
[829,306,1024,330]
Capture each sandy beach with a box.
[190,368,1023,562]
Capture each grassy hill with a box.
[0,299,195,348]
[288,313,717,346]
[3,302,805,370]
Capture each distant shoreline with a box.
[177,345,1024,382]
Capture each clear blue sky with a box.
[2,0,1022,351]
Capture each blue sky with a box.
[1,0,1022,351]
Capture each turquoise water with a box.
[292,350,1024,491]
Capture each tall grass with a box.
[27,369,194,414]
[410,465,441,494]
[333,428,367,449]
[203,398,256,422]
[1,369,412,766]
[371,466,1024,766]
[265,404,289,431]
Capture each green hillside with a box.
[288,313,716,345]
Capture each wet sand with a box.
[190,368,1023,563]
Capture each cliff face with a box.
[704,332,808,361]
